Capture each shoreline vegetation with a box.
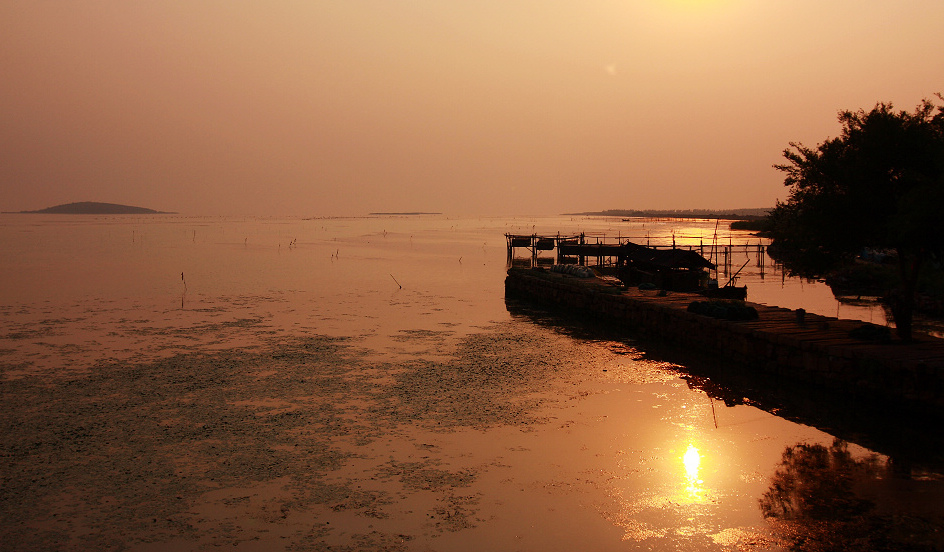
[12,201,175,215]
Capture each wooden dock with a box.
[505,233,767,275]
[505,267,944,410]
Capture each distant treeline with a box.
[566,208,771,220]
[729,218,773,232]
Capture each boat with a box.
[700,259,749,300]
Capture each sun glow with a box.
[652,0,739,19]
[661,0,729,8]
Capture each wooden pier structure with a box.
[505,233,767,276]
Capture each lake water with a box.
[1,214,941,551]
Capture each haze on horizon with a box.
[2,1,942,217]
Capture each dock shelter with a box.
[505,233,625,267]
[506,233,720,292]
[617,246,716,292]
[506,232,766,278]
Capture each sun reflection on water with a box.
[682,444,704,501]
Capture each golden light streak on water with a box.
[683,443,704,501]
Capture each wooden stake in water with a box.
[390,274,402,289]
[710,396,718,428]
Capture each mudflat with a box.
[1,311,689,550]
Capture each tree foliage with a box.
[769,97,944,339]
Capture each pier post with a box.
[556,233,561,265]
[758,243,766,278]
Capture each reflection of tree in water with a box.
[761,439,943,551]
[761,439,877,521]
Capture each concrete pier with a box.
[505,267,944,410]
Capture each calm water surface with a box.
[1,214,940,551]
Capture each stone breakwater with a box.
[505,268,944,410]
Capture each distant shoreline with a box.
[5,205,770,219]
[565,208,770,220]
[368,212,443,216]
[12,202,175,215]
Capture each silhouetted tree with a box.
[769,97,944,340]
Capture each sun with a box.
[658,0,734,13]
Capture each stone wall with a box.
[505,268,944,410]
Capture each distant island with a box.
[565,208,771,220]
[16,202,175,215]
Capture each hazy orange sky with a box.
[2,1,942,216]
